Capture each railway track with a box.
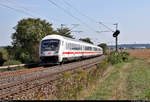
[0,55,105,100]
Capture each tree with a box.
[11,18,56,62]
[0,49,9,65]
[79,38,93,44]
[98,43,108,55]
[56,26,74,38]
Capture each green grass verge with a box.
[85,58,150,100]
[85,62,123,100]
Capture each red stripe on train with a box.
[62,52,100,54]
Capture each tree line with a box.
[0,18,108,66]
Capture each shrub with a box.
[3,60,24,71]
[98,43,109,55]
[108,51,130,65]
[55,69,87,100]
[120,51,130,62]
[3,60,21,66]
[0,49,9,65]
[20,52,32,63]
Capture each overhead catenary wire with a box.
[62,0,115,45]
[0,3,34,17]
[0,1,63,24]
[5,0,30,12]
[47,0,98,33]
[62,0,94,23]
[99,22,114,32]
[62,0,114,32]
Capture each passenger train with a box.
[39,34,103,64]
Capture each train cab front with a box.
[40,39,60,64]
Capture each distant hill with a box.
[108,44,150,49]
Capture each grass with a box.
[0,66,25,72]
[85,62,123,100]
[84,57,150,100]
[85,70,120,100]
[125,60,150,100]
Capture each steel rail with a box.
[0,63,39,70]
[0,56,105,99]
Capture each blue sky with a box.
[0,0,150,46]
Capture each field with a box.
[123,49,150,59]
[83,58,150,100]
[78,49,150,100]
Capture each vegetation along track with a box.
[0,55,105,99]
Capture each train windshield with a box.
[41,39,60,51]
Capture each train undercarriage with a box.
[40,54,102,66]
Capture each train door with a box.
[65,42,69,58]
[82,45,84,58]
[58,40,64,63]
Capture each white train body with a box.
[39,34,103,63]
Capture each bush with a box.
[98,43,108,55]
[108,51,130,65]
[120,52,130,62]
[55,69,87,99]
[20,52,32,63]
[57,60,108,99]
[5,46,40,64]
[3,60,24,71]
[0,49,9,65]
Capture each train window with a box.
[85,46,88,50]
[77,44,80,50]
[68,43,69,50]
[72,43,74,50]
[82,46,84,50]
[70,43,72,50]
[70,43,71,50]
[71,43,74,50]
[66,43,67,49]
[69,43,71,50]
[41,39,60,51]
[90,47,92,51]
[94,47,96,51]
[85,46,90,51]
[67,43,68,50]
[84,46,85,50]
[87,47,89,50]
[68,43,70,50]
[71,44,81,50]
[80,45,82,50]
[93,47,96,51]
[66,43,69,50]
[67,43,69,50]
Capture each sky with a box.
[0,0,150,46]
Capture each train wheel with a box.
[60,60,64,65]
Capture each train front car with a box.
[39,35,61,64]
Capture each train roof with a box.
[42,34,101,48]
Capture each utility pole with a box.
[97,22,120,53]
[113,23,119,52]
[61,24,65,29]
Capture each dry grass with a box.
[85,59,150,100]
[77,65,114,100]
[121,49,150,60]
